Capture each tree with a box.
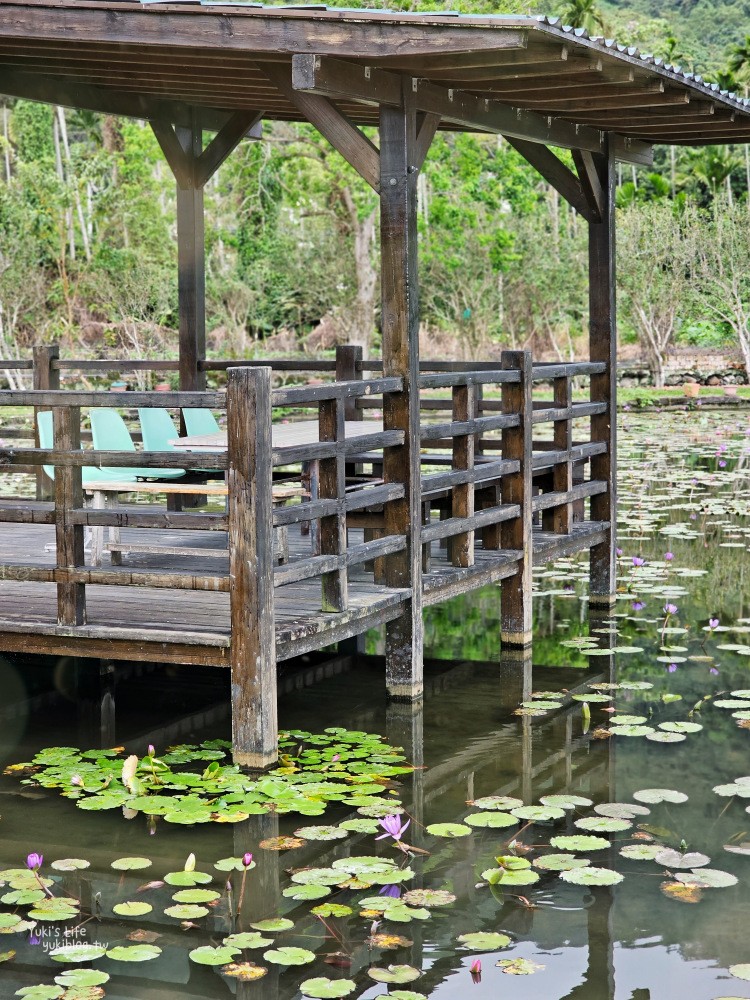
[618,201,698,388]
[558,0,604,33]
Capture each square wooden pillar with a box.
[175,120,206,393]
[380,96,424,700]
[588,137,617,605]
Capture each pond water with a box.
[2,408,750,999]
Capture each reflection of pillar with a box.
[385,699,424,834]
[76,659,116,748]
[233,812,281,925]
[500,647,533,803]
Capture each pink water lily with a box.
[709,618,719,630]
[26,853,43,871]
[470,958,482,983]
[376,814,411,842]
[242,852,253,868]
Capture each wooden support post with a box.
[54,405,85,626]
[500,351,533,648]
[175,119,206,393]
[451,381,475,567]
[336,345,363,421]
[33,344,59,500]
[319,396,348,612]
[544,375,573,534]
[381,93,424,700]
[227,366,277,768]
[588,137,618,607]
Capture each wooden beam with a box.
[194,110,264,188]
[151,121,193,189]
[380,45,570,75]
[380,86,424,700]
[528,90,691,112]
[176,117,206,393]
[292,54,650,163]
[478,68,630,94]
[505,138,599,222]
[572,149,605,221]
[263,61,380,192]
[587,140,617,605]
[415,112,441,169]
[570,101,718,122]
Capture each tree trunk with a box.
[343,189,377,357]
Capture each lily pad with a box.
[482,867,540,886]
[223,932,273,949]
[730,964,750,980]
[497,958,544,974]
[311,904,353,918]
[250,918,294,932]
[105,945,162,962]
[48,945,107,964]
[189,946,240,966]
[534,854,592,872]
[510,805,565,822]
[620,844,663,861]
[425,822,472,838]
[401,889,456,907]
[457,932,511,950]
[574,817,632,833]
[110,857,151,871]
[263,946,316,966]
[164,870,212,886]
[367,965,421,984]
[164,904,209,919]
[171,888,221,904]
[50,859,90,872]
[337,820,379,834]
[658,721,702,734]
[647,732,686,743]
[559,867,624,886]
[654,849,711,869]
[550,835,611,852]
[674,868,738,888]
[14,989,64,999]
[53,970,109,988]
[221,963,268,980]
[293,826,348,841]
[609,725,656,737]
[472,796,523,811]
[300,978,357,998]
[633,789,688,804]
[283,883,331,901]
[539,794,594,809]
[465,811,518,829]
[595,803,650,819]
[607,716,648,726]
[112,901,153,917]
[214,857,257,872]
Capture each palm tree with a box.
[559,0,604,34]
[729,35,750,76]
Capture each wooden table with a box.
[171,419,384,452]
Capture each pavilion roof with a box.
[0,1,748,153]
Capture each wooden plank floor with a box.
[0,504,608,665]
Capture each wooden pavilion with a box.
[0,1,747,766]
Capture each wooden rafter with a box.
[152,111,264,190]
[505,138,599,223]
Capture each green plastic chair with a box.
[182,408,221,438]
[139,407,223,478]
[90,408,184,480]
[37,411,139,486]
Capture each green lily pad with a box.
[112,901,153,917]
[0,914,22,930]
[1,889,45,905]
[714,782,750,797]
[730,964,750,980]
[457,931,511,950]
[48,945,107,963]
[291,867,348,886]
[250,918,294,932]
[283,884,331,901]
[559,867,624,886]
[594,803,650,819]
[674,868,738,888]
[482,867,540,886]
[472,796,523,811]
[213,857,257,872]
[633,788,688,804]
[465,811,518,829]
[539,794,593,809]
[646,732,686,743]
[550,835,611,852]
[574,817,632,833]
[189,946,240,966]
[608,716,648,726]
[609,725,656,737]
[338,819,379,834]
[105,945,162,962]
[223,932,273,949]
[171,888,220,903]
[534,854,591,872]
[386,994,428,1000]
[110,857,151,871]
[300,978,357,998]
[263,946,316,966]
[572,693,612,702]
[367,965,421,984]
[53,970,109,988]
[511,805,565,822]
[731,690,750,699]
[311,904,353,918]
[14,988,65,999]
[50,859,90,872]
[401,889,456,907]
[425,823,472,838]
[715,700,750,709]
[164,870,212,886]
[497,958,544,975]
[654,849,710,869]
[164,904,209,919]
[658,721,703,734]
[293,826,348,841]
[620,844,663,860]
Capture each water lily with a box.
[663,603,678,616]
[26,853,43,871]
[147,744,155,757]
[379,884,402,899]
[70,774,83,787]
[242,852,253,868]
[470,958,482,983]
[667,663,678,673]
[121,754,138,793]
[709,617,719,630]
[632,556,645,567]
[375,814,411,842]
[664,552,674,561]
[184,853,196,872]
[631,601,645,612]
[709,667,720,675]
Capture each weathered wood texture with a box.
[380,93,425,701]
[176,118,206,393]
[500,351,533,647]
[226,366,277,768]
[33,343,59,501]
[587,138,617,605]
[53,405,85,625]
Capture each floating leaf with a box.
[299,978,357,998]
[654,849,710,869]
[595,803,650,819]
[369,933,413,950]
[457,932,511,950]
[574,817,632,833]
[189,945,240,966]
[14,988,65,999]
[366,965,421,984]
[337,819,379,834]
[534,854,592,872]
[425,823,472,838]
[264,947,316,966]
[539,794,593,810]
[674,868,738,888]
[0,950,16,963]
[620,844,663,861]
[293,826,348,841]
[510,805,565,822]
[311,904,353,918]
[112,901,152,917]
[660,881,703,903]
[658,721,702,734]
[105,945,162,962]
[647,732,686,743]
[472,796,523,811]
[283,883,330,901]
[608,716,648,726]
[221,963,268,980]
[48,945,106,964]
[164,870,212,886]
[465,811,517,829]
[609,725,656,737]
[730,964,750,980]
[559,867,623,886]
[111,857,151,871]
[50,859,90,872]
[550,835,611,852]
[164,904,209,919]
[497,958,544,975]
[171,888,220,904]
[53,970,109,988]
[401,889,456,907]
[387,994,427,1000]
[482,868,540,887]
[251,918,294,932]
[633,789,688,804]
[223,932,273,949]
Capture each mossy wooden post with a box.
[336,344,363,422]
[227,365,277,768]
[33,344,59,500]
[380,89,424,700]
[588,137,618,607]
[54,404,86,626]
[500,350,533,647]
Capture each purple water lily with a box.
[631,601,645,612]
[242,853,253,868]
[663,603,678,616]
[26,853,43,872]
[667,663,678,673]
[632,556,645,567]
[709,667,720,675]
[379,884,402,899]
[709,617,719,630]
[376,814,411,842]
[664,552,674,562]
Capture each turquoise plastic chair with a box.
[183,408,221,438]
[37,411,138,486]
[90,408,184,480]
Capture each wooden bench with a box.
[84,481,303,567]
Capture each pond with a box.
[1,407,750,1000]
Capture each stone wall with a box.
[618,348,747,386]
